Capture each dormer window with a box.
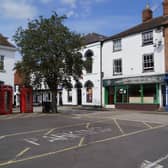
[113,39,121,52]
[142,31,153,46]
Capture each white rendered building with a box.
[0,34,16,87]
[102,1,168,110]
[61,33,106,107]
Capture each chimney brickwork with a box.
[142,5,153,22]
[163,1,168,72]
[163,0,168,16]
[164,27,168,72]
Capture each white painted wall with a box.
[0,45,16,88]
[102,28,165,80]
[62,42,102,106]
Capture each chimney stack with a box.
[163,0,168,16]
[142,4,153,22]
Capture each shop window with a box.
[142,31,153,46]
[67,88,72,102]
[116,86,128,104]
[128,85,141,103]
[0,55,4,71]
[143,54,154,72]
[113,59,122,75]
[143,84,156,104]
[113,39,122,52]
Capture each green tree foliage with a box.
[13,12,84,113]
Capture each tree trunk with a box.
[51,89,58,113]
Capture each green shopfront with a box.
[103,75,166,110]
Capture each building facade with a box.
[102,1,168,110]
[0,34,16,87]
[62,33,105,107]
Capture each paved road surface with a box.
[0,109,168,167]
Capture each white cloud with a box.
[40,0,53,4]
[0,0,37,20]
[60,0,108,18]
[61,0,77,8]
[66,10,75,17]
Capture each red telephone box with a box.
[0,85,13,115]
[20,87,33,113]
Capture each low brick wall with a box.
[115,104,160,111]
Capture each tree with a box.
[13,12,84,113]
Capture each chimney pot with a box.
[142,5,153,22]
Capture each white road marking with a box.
[141,153,168,168]
[24,138,40,146]
[44,132,80,142]
[140,160,163,168]
[16,148,30,158]
[143,122,153,129]
[113,119,125,134]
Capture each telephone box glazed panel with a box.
[20,87,33,113]
[0,85,13,115]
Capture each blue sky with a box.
[0,0,164,53]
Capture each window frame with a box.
[113,39,122,52]
[143,53,154,72]
[142,30,153,46]
[67,88,72,102]
[113,59,122,76]
[0,55,4,71]
[86,87,93,103]
[84,50,93,74]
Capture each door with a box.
[77,88,82,105]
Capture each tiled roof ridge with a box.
[105,15,168,41]
[0,33,16,48]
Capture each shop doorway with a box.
[162,85,166,107]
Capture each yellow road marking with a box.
[142,122,153,129]
[3,128,49,138]
[0,119,108,138]
[0,124,166,167]
[16,148,30,158]
[0,136,5,140]
[91,124,165,144]
[78,122,90,147]
[78,137,85,147]
[44,128,56,136]
[0,146,78,167]
[113,119,125,134]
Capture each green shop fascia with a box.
[103,75,165,105]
